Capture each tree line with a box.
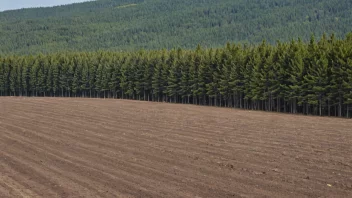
[1,33,352,117]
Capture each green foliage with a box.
[0,33,352,117]
[0,0,351,55]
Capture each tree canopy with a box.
[1,33,352,117]
[0,0,351,54]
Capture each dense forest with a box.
[1,33,351,117]
[0,0,351,54]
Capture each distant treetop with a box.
[0,0,351,54]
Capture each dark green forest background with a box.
[0,0,351,54]
[1,34,352,117]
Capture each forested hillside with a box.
[1,33,352,117]
[0,0,351,54]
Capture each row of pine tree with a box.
[1,34,352,117]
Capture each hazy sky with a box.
[0,0,91,11]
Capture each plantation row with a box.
[0,34,352,117]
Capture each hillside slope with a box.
[0,0,351,54]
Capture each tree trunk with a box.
[319,98,322,116]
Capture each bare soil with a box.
[0,97,351,198]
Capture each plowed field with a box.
[0,97,351,198]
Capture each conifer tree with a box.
[179,53,191,103]
[152,58,163,102]
[0,33,351,118]
[167,56,180,103]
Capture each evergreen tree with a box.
[0,33,351,118]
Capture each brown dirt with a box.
[0,97,351,198]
